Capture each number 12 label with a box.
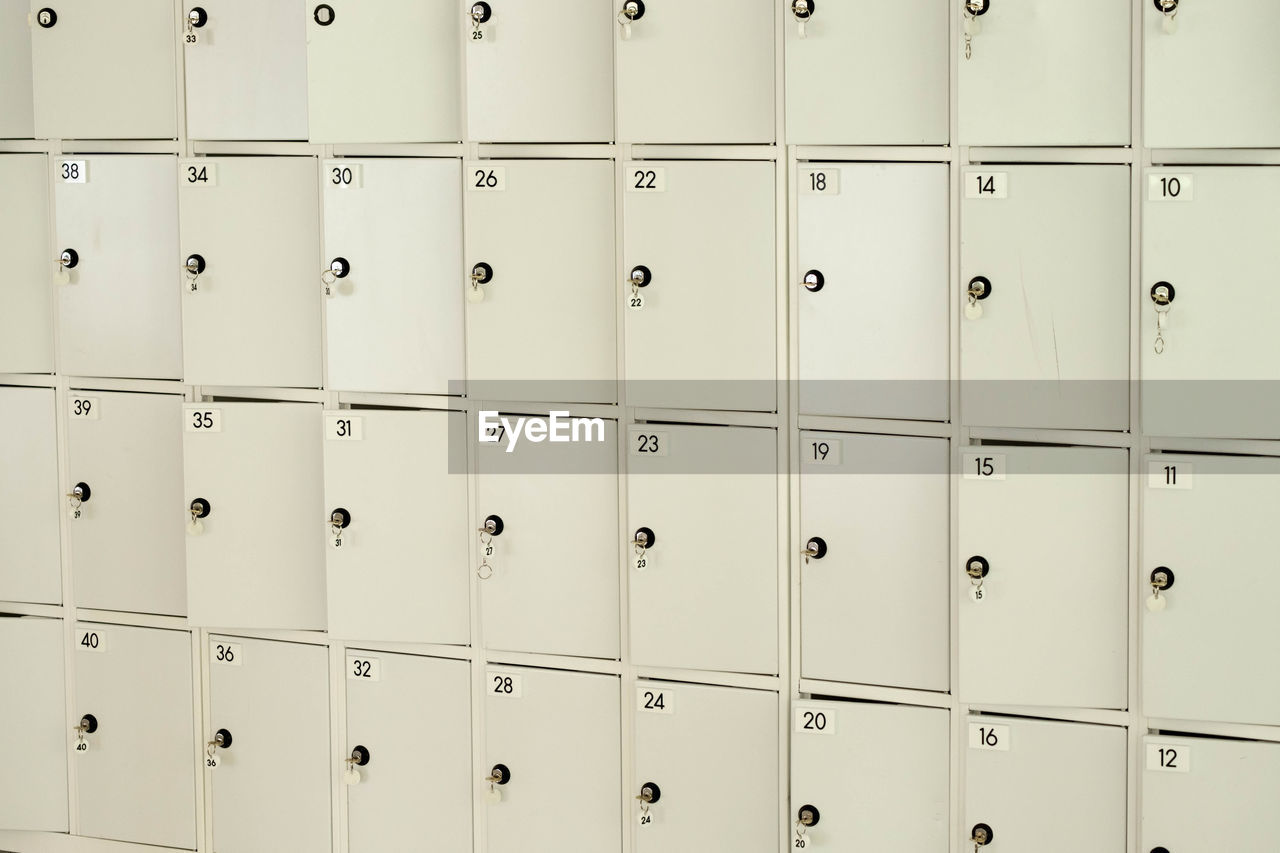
[1147,743,1190,773]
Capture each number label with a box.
[488,671,523,698]
[626,163,666,192]
[630,430,669,457]
[326,415,364,441]
[794,706,834,735]
[211,641,241,666]
[1146,743,1190,773]
[637,686,674,714]
[806,439,842,466]
[467,164,506,191]
[347,655,381,682]
[186,409,223,433]
[800,168,839,195]
[60,160,87,183]
[1148,460,1192,490]
[965,172,1009,199]
[968,723,1010,751]
[183,162,217,186]
[962,452,1006,480]
[1148,174,1194,202]
[326,162,362,188]
[76,629,106,652]
[70,396,100,420]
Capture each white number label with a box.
[1147,743,1190,773]
[630,430,669,457]
[1148,174,1194,202]
[347,655,381,681]
[627,163,666,192]
[963,452,1006,480]
[76,629,106,652]
[326,415,364,441]
[1148,461,1192,490]
[60,160,87,183]
[183,162,216,185]
[488,671,523,698]
[794,706,834,735]
[800,168,839,195]
[186,409,223,433]
[637,687,674,714]
[806,439,842,466]
[70,397,100,420]
[969,723,1010,751]
[468,165,506,191]
[327,162,362,188]
[966,172,1009,199]
[211,641,241,665]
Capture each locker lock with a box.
[35,7,56,27]
[791,0,814,38]
[205,728,232,768]
[797,804,819,827]
[1151,281,1175,355]
[1154,0,1178,34]
[477,515,503,579]
[635,781,661,804]
[618,0,644,39]
[967,555,990,602]
[187,7,207,28]
[801,270,824,293]
[322,257,350,297]
[313,4,335,26]
[329,508,351,546]
[185,254,206,293]
[56,248,78,284]
[629,265,652,289]
[73,713,98,753]
[1147,566,1175,612]
[971,823,994,849]
[963,0,989,58]
[344,745,370,785]
[802,536,827,563]
[632,526,656,551]
[470,2,491,29]
[67,481,91,519]
[485,763,511,803]
[188,498,211,536]
[468,262,494,303]
[965,276,991,320]
[480,514,504,537]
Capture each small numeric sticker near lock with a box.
[968,722,1009,751]
[637,686,673,714]
[800,168,838,195]
[1147,742,1190,773]
[348,655,381,681]
[70,396,99,420]
[489,671,522,697]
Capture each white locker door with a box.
[465,0,614,143]
[54,155,182,379]
[790,700,949,851]
[616,0,773,143]
[182,0,308,140]
[184,403,326,630]
[960,166,1130,430]
[345,651,472,853]
[964,716,1126,853]
[0,617,66,833]
[628,424,778,675]
[633,682,777,853]
[784,0,947,145]
[1144,0,1280,148]
[957,0,1129,145]
[324,409,469,645]
[208,637,331,853]
[799,432,949,692]
[323,158,464,394]
[0,155,52,373]
[29,0,177,139]
[484,667,621,853]
[1142,735,1280,853]
[1143,454,1280,726]
[72,624,196,849]
[0,386,60,604]
[464,159,616,403]
[68,391,186,616]
[0,0,34,137]
[958,445,1128,709]
[1142,168,1280,439]
[624,160,776,412]
[797,162,948,420]
[476,415,619,659]
[179,156,322,388]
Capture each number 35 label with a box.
[186,409,223,433]
[969,723,1010,751]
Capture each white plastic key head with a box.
[964,301,983,321]
[344,767,361,786]
[964,16,980,36]
[206,753,219,768]
[56,268,71,285]
[1146,593,1167,612]
[485,787,502,804]
[466,286,486,304]
[188,518,204,536]
[629,293,645,311]
[969,585,986,602]
[1163,13,1177,34]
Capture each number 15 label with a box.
[963,452,1006,480]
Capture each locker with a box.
[0,0,33,137]
[182,0,309,140]
[323,158,464,394]
[1143,454,1280,727]
[324,409,469,645]
[616,0,774,143]
[633,681,777,853]
[476,416,619,659]
[1145,0,1280,148]
[345,651,472,853]
[799,432,949,691]
[628,424,778,675]
[624,160,776,412]
[0,617,66,833]
[484,667,622,853]
[207,636,331,853]
[0,386,60,604]
[1142,168,1280,440]
[308,0,461,143]
[464,159,616,404]
[960,166,1130,430]
[797,162,948,420]
[0,155,52,373]
[68,391,186,616]
[179,156,322,388]
[790,700,949,851]
[465,0,614,143]
[184,402,326,630]
[958,445,1128,709]
[72,624,196,849]
[54,155,182,380]
[784,0,948,145]
[30,0,177,139]
[964,715,1126,853]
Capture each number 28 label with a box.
[489,671,523,697]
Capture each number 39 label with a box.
[70,397,100,420]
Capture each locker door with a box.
[72,624,196,849]
[464,159,616,404]
[68,391,186,616]
[208,636,331,853]
[0,386,60,604]
[1142,168,1280,439]
[1144,0,1280,148]
[324,409,469,645]
[345,651,472,853]
[465,0,614,143]
[797,162,948,420]
[624,160,776,412]
[957,0,1129,145]
[0,617,66,833]
[0,0,34,138]
[784,0,947,145]
[484,667,621,853]
[307,0,460,143]
[182,0,308,140]
[476,415,619,659]
[0,155,52,373]
[799,432,949,691]
[628,424,778,675]
[323,158,464,394]
[958,445,1128,709]
[179,156,322,388]
[964,716,1125,853]
[633,682,777,853]
[960,166,1130,430]
[184,403,326,630]
[616,0,773,143]
[30,0,177,139]
[790,700,949,851]
[54,155,182,379]
[1143,454,1280,726]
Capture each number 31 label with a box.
[326,415,363,441]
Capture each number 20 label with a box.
[794,706,834,735]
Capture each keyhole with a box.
[313,3,335,25]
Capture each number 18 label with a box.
[800,168,839,195]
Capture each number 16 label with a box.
[969,723,1010,751]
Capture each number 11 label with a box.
[1148,460,1192,490]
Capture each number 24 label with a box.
[637,687,674,714]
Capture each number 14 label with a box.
[966,172,1008,199]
